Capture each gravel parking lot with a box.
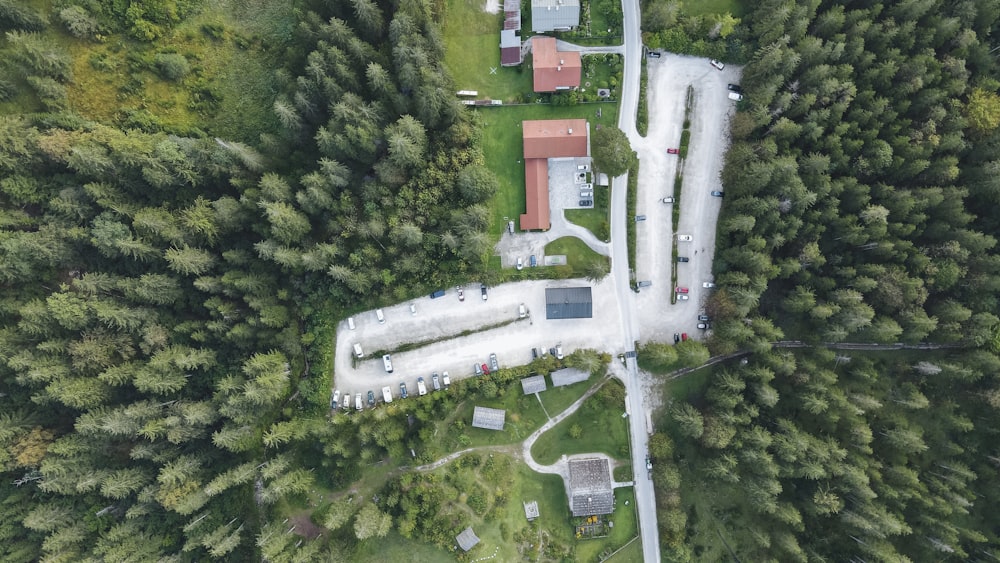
[332,279,623,403]
[633,53,738,343]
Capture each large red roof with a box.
[520,158,550,231]
[522,119,589,158]
[532,37,581,92]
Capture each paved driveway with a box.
[332,279,622,401]
[633,53,739,344]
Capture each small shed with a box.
[521,375,547,395]
[551,368,589,387]
[523,500,540,520]
[472,406,506,431]
[456,526,480,551]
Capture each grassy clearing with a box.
[441,0,533,101]
[353,530,454,562]
[637,56,648,136]
[544,236,610,277]
[626,161,638,278]
[682,0,748,17]
[576,488,637,561]
[474,102,619,236]
[531,380,629,465]
[606,538,642,561]
[538,377,596,415]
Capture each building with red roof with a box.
[532,37,581,92]
[520,119,589,231]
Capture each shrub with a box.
[59,6,100,39]
[153,53,190,81]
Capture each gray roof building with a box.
[545,287,593,319]
[531,0,580,32]
[568,458,614,516]
[456,527,480,551]
[524,500,540,520]
[472,406,506,431]
[521,375,548,394]
[551,367,589,387]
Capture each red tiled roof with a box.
[522,119,588,158]
[532,37,581,92]
[520,158,550,231]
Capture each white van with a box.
[353,343,363,358]
[355,393,363,411]
[347,317,356,330]
[383,354,393,373]
[342,394,351,409]
[382,386,393,403]
[375,309,385,323]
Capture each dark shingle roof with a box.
[472,406,506,431]
[568,458,614,516]
[545,287,593,319]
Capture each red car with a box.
[675,287,689,293]
[681,333,688,341]
[481,363,490,375]
[667,148,679,154]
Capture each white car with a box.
[662,197,674,203]
[516,257,523,270]
[703,282,716,288]
[519,303,527,318]
[710,59,725,70]
[677,235,693,242]
[409,304,416,315]
[677,294,690,300]
[382,386,393,403]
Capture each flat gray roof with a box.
[524,500,540,520]
[456,526,480,551]
[472,406,506,431]
[545,287,593,319]
[531,0,580,31]
[521,375,547,394]
[551,368,589,387]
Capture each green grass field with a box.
[576,489,638,562]
[531,381,629,465]
[682,0,748,17]
[474,103,619,236]
[606,538,643,562]
[441,0,533,101]
[544,236,610,277]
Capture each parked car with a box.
[677,234,693,241]
[698,314,711,321]
[711,190,724,197]
[507,220,515,234]
[516,257,523,270]
[580,191,593,198]
[347,317,355,330]
[367,390,375,407]
[457,286,464,301]
[710,59,725,70]
[728,92,743,101]
[416,377,427,396]
[635,215,646,222]
[676,287,689,293]
[480,283,488,300]
[637,280,652,288]
[489,353,499,372]
[530,255,537,267]
[555,345,564,360]
[343,394,351,409]
[662,196,674,203]
[579,199,592,206]
[727,84,742,93]
[519,303,527,318]
[442,372,451,388]
[667,148,679,154]
[382,386,393,403]
[647,51,661,58]
[474,363,483,376]
[681,333,688,341]
[382,354,393,373]
[481,363,490,375]
[673,333,681,343]
[355,393,364,411]
[331,390,341,409]
[409,303,417,315]
[646,456,653,470]
[532,348,539,359]
[697,323,709,330]
[677,294,690,300]
[399,382,408,399]
[703,282,716,288]
[375,308,385,323]
[353,343,364,358]
[429,289,446,299]
[677,256,689,262]
[432,373,441,391]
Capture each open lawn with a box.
[353,529,454,562]
[576,488,638,562]
[531,380,629,465]
[475,103,618,236]
[606,538,642,562]
[544,236,610,278]
[683,0,748,17]
[565,180,610,241]
[441,0,533,101]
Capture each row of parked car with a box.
[331,372,453,412]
